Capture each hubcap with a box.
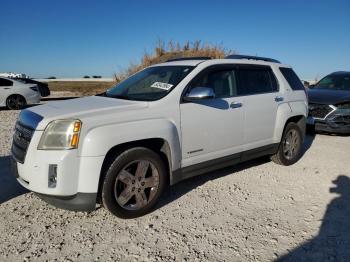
[114,160,159,210]
[283,129,300,160]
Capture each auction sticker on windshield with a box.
[151,82,173,91]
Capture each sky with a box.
[0,0,349,80]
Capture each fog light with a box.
[48,164,57,188]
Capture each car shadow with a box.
[277,175,350,261]
[157,156,270,210]
[0,155,28,204]
[300,133,315,158]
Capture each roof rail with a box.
[225,54,280,63]
[166,57,211,62]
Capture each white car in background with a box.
[0,77,41,109]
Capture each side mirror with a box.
[308,84,315,89]
[184,87,215,101]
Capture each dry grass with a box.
[48,81,116,96]
[47,41,234,96]
[115,40,234,81]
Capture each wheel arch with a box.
[6,93,27,102]
[96,138,173,203]
[5,94,27,109]
[281,115,306,142]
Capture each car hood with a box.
[307,88,350,105]
[25,96,148,130]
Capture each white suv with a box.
[0,77,41,109]
[11,55,308,218]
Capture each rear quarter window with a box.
[237,67,278,95]
[279,67,305,91]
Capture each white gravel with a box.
[0,108,349,261]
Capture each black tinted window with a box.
[0,78,13,86]
[279,67,305,90]
[190,69,237,98]
[238,68,276,95]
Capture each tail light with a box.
[30,86,38,92]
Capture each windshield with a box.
[106,66,194,101]
[314,74,350,91]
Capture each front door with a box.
[180,66,244,167]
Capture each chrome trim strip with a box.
[313,105,337,120]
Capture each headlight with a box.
[38,119,82,150]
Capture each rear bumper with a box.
[26,92,41,104]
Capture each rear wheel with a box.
[271,122,303,166]
[6,95,26,110]
[101,147,166,218]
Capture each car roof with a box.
[330,71,350,75]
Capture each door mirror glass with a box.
[184,87,215,101]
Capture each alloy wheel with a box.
[283,129,300,160]
[114,160,160,210]
[7,95,25,110]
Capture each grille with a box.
[308,103,333,119]
[11,121,34,164]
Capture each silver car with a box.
[0,77,41,110]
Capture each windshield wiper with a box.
[95,92,107,97]
[108,94,131,100]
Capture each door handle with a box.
[274,96,284,102]
[230,102,242,109]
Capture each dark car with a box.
[16,78,51,97]
[307,71,350,134]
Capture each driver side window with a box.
[189,68,237,98]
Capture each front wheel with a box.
[101,147,167,218]
[271,122,303,166]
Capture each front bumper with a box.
[10,156,98,211]
[313,120,350,134]
[36,192,97,211]
[308,104,350,134]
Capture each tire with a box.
[271,122,303,166]
[101,147,167,218]
[6,95,26,110]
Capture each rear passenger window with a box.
[0,78,13,86]
[279,67,305,90]
[238,67,277,95]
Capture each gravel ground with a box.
[0,108,349,261]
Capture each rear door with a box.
[237,65,281,150]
